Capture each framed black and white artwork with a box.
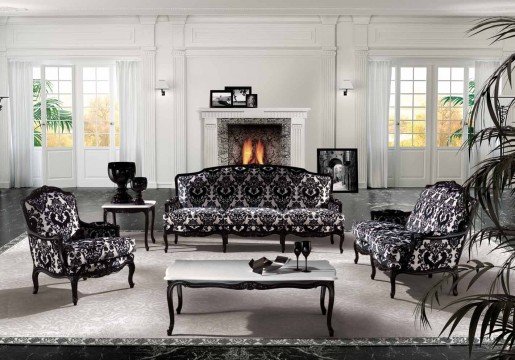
[210,90,233,108]
[225,86,252,107]
[246,94,258,108]
[317,148,358,193]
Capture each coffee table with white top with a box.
[164,259,337,337]
[102,200,156,251]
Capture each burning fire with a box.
[242,138,265,165]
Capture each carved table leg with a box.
[70,276,79,306]
[144,210,149,251]
[326,282,335,337]
[330,235,334,245]
[164,232,169,253]
[167,282,175,336]
[150,206,156,244]
[320,286,326,315]
[176,284,183,314]
[103,209,108,223]
[339,234,345,254]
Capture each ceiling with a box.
[0,0,514,17]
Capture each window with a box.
[32,66,73,147]
[399,67,427,147]
[437,67,465,147]
[388,68,396,148]
[82,67,119,148]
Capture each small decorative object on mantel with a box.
[107,162,136,204]
[210,90,233,108]
[317,148,359,193]
[131,177,148,205]
[248,256,290,275]
[225,86,252,107]
[246,94,258,108]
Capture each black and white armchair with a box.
[21,186,136,305]
[352,181,476,298]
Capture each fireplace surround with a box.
[199,108,309,168]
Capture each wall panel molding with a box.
[172,49,187,176]
[141,48,157,188]
[321,49,336,146]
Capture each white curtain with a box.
[469,60,501,175]
[367,60,391,188]
[116,61,141,172]
[8,61,33,188]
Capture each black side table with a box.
[102,200,157,251]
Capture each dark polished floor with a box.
[0,186,503,359]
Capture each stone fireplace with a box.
[200,108,309,168]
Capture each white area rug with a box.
[0,231,496,341]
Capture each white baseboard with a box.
[0,181,10,188]
[157,182,174,189]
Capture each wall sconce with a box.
[0,97,8,111]
[156,80,169,96]
[339,80,354,96]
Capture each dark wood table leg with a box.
[164,232,169,253]
[326,282,335,337]
[176,284,183,314]
[150,206,156,244]
[103,209,108,223]
[144,209,149,251]
[167,282,175,336]
[112,212,117,226]
[320,286,327,315]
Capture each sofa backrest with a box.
[175,165,333,211]
[21,186,81,241]
[406,181,470,236]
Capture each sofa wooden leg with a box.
[353,242,359,264]
[222,234,228,253]
[128,261,135,288]
[163,232,169,253]
[280,234,286,253]
[428,274,433,278]
[70,276,79,306]
[370,254,376,280]
[451,269,459,296]
[339,234,345,254]
[330,235,334,245]
[32,267,40,294]
[390,270,397,299]
[174,234,178,244]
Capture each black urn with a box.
[108,162,136,204]
[131,177,148,205]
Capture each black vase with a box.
[108,162,136,204]
[131,177,147,205]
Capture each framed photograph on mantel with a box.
[246,94,258,108]
[317,148,358,193]
[210,90,233,108]
[225,86,252,107]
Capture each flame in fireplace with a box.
[242,138,265,165]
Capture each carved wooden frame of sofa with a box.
[163,165,345,253]
[352,181,476,298]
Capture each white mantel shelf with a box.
[199,107,310,168]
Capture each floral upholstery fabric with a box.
[176,166,332,211]
[283,208,345,234]
[226,207,283,232]
[75,254,134,277]
[405,181,469,236]
[164,207,225,232]
[28,234,65,275]
[408,235,464,271]
[369,229,416,270]
[23,189,81,241]
[64,237,136,268]
[352,221,406,253]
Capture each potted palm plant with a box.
[417,17,515,358]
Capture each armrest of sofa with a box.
[79,220,120,238]
[27,230,66,273]
[165,196,182,213]
[370,209,411,225]
[328,196,342,213]
[407,230,468,271]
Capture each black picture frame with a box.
[225,86,252,108]
[317,148,358,193]
[210,90,233,108]
[246,94,258,108]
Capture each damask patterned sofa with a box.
[21,186,136,305]
[163,165,345,253]
[352,181,476,298]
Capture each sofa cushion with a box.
[226,207,283,232]
[64,237,136,268]
[369,229,415,270]
[353,221,406,253]
[164,207,225,232]
[406,181,469,236]
[283,208,345,233]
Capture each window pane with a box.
[44,66,73,148]
[438,67,450,81]
[437,67,464,148]
[45,67,59,80]
[59,67,72,80]
[82,67,112,148]
[388,67,396,148]
[399,67,426,148]
[414,67,426,80]
[400,67,413,80]
[400,81,413,93]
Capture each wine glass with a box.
[301,241,311,273]
[293,241,302,271]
